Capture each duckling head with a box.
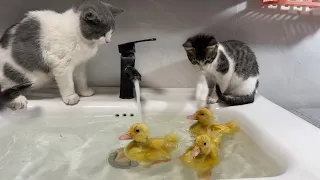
[187,108,213,126]
[191,134,212,158]
[119,123,149,143]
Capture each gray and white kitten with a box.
[0,83,32,111]
[0,0,124,110]
[183,34,259,106]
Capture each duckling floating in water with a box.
[187,108,238,144]
[118,123,179,168]
[179,134,220,180]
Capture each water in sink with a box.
[0,112,283,180]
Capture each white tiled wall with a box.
[0,0,320,111]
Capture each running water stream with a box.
[118,80,143,152]
[133,80,143,121]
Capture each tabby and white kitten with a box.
[0,0,124,110]
[183,34,259,106]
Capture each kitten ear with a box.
[206,37,218,56]
[103,3,124,17]
[208,37,218,45]
[206,44,218,56]
[206,44,217,50]
[206,37,218,50]
[83,8,99,21]
[110,6,124,17]
[183,41,195,52]
[183,41,192,48]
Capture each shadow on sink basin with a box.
[0,106,43,122]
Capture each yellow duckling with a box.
[119,123,179,168]
[179,134,220,180]
[187,108,238,144]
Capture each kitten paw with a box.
[78,88,95,97]
[207,97,218,104]
[62,94,80,105]
[197,100,207,108]
[9,95,28,110]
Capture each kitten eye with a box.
[189,59,196,64]
[187,53,196,59]
[93,19,100,24]
[85,12,95,20]
[191,60,199,65]
[135,129,140,133]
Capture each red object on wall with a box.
[263,0,320,7]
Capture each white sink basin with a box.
[0,88,319,180]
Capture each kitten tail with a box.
[0,83,32,111]
[215,84,256,106]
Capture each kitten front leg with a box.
[208,75,231,104]
[205,76,218,104]
[74,63,94,97]
[195,73,209,108]
[207,87,219,104]
[53,67,79,105]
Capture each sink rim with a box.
[0,87,320,180]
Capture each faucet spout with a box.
[118,38,156,99]
[124,66,141,82]
[119,55,141,99]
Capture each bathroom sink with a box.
[0,88,319,180]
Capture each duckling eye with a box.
[135,129,140,133]
[204,142,207,146]
[200,113,205,116]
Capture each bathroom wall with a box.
[0,0,319,111]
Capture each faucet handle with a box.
[118,38,156,55]
[127,38,156,44]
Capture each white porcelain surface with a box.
[0,88,319,180]
[0,0,320,109]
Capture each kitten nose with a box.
[105,39,111,43]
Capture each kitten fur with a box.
[0,83,32,111]
[183,34,259,106]
[0,0,124,110]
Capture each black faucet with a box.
[118,38,156,99]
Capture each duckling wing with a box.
[209,145,220,158]
[208,131,223,146]
[212,121,238,134]
[189,123,206,136]
[125,146,148,162]
[149,138,165,150]
[208,151,220,167]
[148,138,176,160]
[212,123,227,132]
[199,156,220,170]
[145,149,171,161]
